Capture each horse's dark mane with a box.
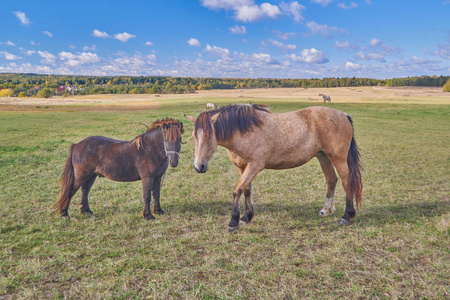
[132,118,183,149]
[195,104,270,141]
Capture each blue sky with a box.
[1,0,449,79]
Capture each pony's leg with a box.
[80,175,96,215]
[152,176,164,215]
[229,165,262,233]
[142,177,155,220]
[60,180,82,218]
[235,167,254,225]
[317,153,338,217]
[331,158,356,225]
[239,183,253,225]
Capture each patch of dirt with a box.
[0,86,449,111]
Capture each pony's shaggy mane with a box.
[132,118,184,149]
[195,104,270,141]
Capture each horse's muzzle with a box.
[194,164,207,173]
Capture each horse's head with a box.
[162,121,184,168]
[185,113,219,173]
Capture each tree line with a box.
[0,73,449,97]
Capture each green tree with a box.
[0,89,14,97]
[443,79,450,92]
[36,88,53,98]
[18,91,27,98]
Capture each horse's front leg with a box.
[152,175,164,215]
[240,183,253,225]
[142,177,155,220]
[229,165,261,233]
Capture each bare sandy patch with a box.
[0,86,448,111]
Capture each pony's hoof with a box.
[239,220,247,225]
[81,209,94,215]
[61,215,70,219]
[228,226,239,234]
[153,209,165,215]
[144,214,155,221]
[339,218,350,225]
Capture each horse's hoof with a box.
[61,215,70,219]
[339,218,350,225]
[154,209,165,215]
[81,209,94,215]
[228,226,239,234]
[144,214,155,221]
[239,220,247,225]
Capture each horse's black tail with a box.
[347,116,363,209]
[56,144,76,214]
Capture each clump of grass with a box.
[0,99,449,299]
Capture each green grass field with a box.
[0,97,449,299]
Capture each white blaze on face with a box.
[194,129,203,168]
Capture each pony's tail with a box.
[56,144,76,214]
[347,116,363,209]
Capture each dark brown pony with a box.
[186,104,362,233]
[56,118,184,220]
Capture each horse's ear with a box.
[178,122,184,133]
[209,113,219,124]
[184,114,196,124]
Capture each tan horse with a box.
[185,104,362,233]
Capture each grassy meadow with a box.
[0,92,449,299]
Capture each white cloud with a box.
[23,50,36,56]
[306,21,349,39]
[435,44,450,59]
[280,1,305,23]
[269,39,297,50]
[229,25,246,34]
[205,44,234,60]
[338,2,358,10]
[1,41,16,47]
[287,48,329,64]
[365,0,372,4]
[92,29,110,38]
[144,41,154,46]
[0,51,21,60]
[69,45,77,49]
[13,11,31,25]
[114,32,136,42]
[82,45,97,51]
[356,51,386,62]
[30,41,36,46]
[237,52,278,64]
[59,52,100,67]
[273,30,295,40]
[334,40,350,49]
[37,51,57,64]
[43,31,53,37]
[200,0,282,22]
[311,0,335,7]
[187,38,201,47]
[345,61,361,70]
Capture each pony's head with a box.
[184,112,219,173]
[134,118,184,167]
[161,120,184,167]
[185,104,268,173]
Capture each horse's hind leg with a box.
[317,153,338,217]
[80,175,96,215]
[331,158,356,225]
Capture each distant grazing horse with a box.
[56,118,184,220]
[323,95,331,103]
[206,103,217,109]
[185,104,362,233]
